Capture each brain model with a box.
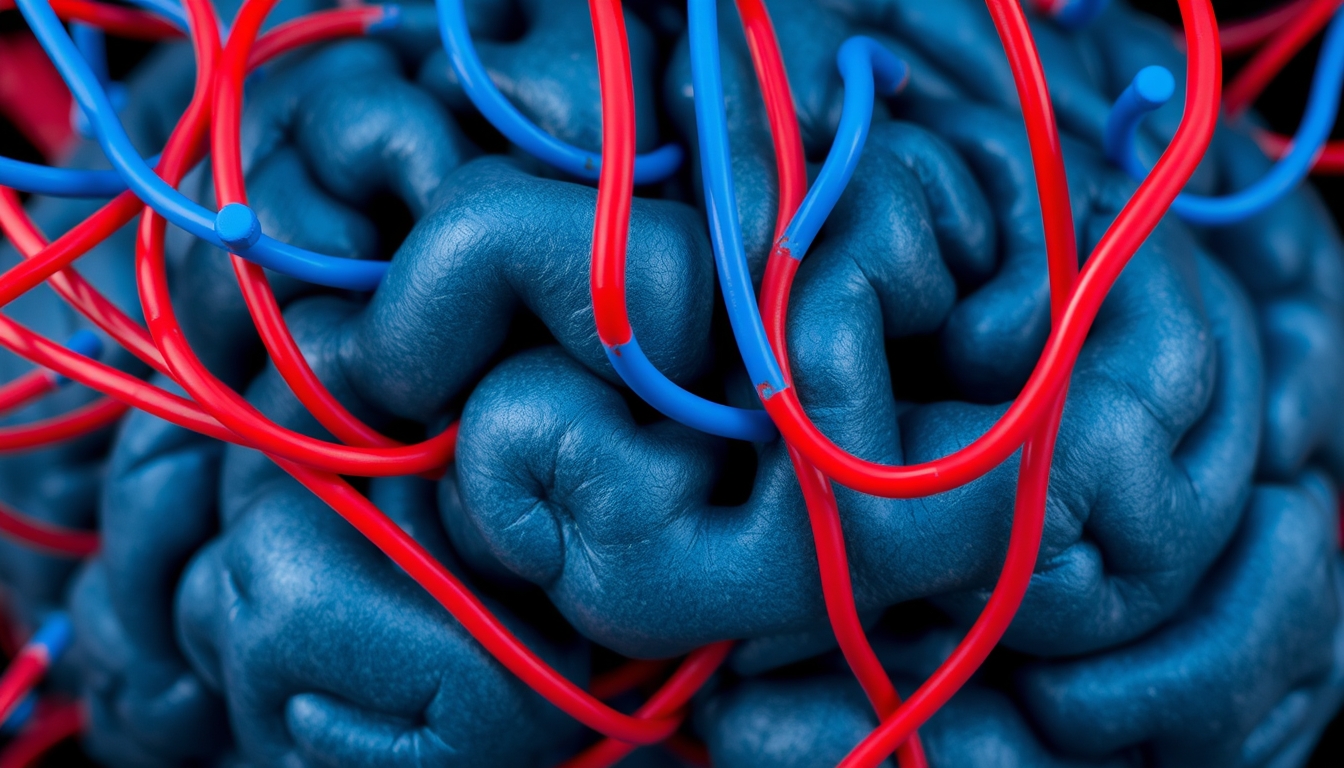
[0,0,1342,767]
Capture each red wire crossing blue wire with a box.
[0,0,1311,765]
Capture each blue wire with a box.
[0,155,160,198]
[596,0,779,443]
[16,0,390,291]
[71,22,109,88]
[777,37,907,262]
[435,0,682,184]
[608,3,905,442]
[1105,8,1344,226]
[0,694,36,736]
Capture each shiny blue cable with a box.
[0,155,160,198]
[16,0,389,291]
[777,37,906,262]
[687,0,788,402]
[596,0,776,442]
[1105,8,1344,226]
[435,0,682,184]
[0,694,36,735]
[71,22,109,87]
[605,336,777,440]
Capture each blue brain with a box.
[1,1,1342,766]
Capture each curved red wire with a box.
[0,500,98,557]
[0,0,1236,762]
[1224,0,1342,117]
[0,700,84,768]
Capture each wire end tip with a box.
[216,203,263,250]
[1133,65,1175,109]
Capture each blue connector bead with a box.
[216,203,263,250]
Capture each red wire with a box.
[826,1,1221,764]
[588,658,672,701]
[0,0,180,39]
[0,700,84,768]
[752,0,1219,501]
[213,0,402,451]
[1224,0,1342,117]
[0,372,56,417]
[0,652,44,726]
[733,0,927,762]
[1256,129,1344,172]
[0,500,97,558]
[1221,0,1317,55]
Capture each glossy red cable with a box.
[0,0,179,39]
[1224,0,1342,117]
[0,700,84,768]
[0,372,55,417]
[733,0,926,761]
[1256,129,1344,173]
[1221,0,1316,55]
[829,1,1220,764]
[212,0,400,450]
[0,653,43,726]
[0,500,98,557]
[755,0,1219,501]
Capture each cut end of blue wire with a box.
[1133,65,1176,109]
[1051,0,1110,30]
[216,203,263,250]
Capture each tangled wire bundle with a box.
[1,0,1344,766]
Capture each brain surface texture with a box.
[2,1,1343,767]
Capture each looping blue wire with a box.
[0,694,36,735]
[435,0,682,184]
[15,0,392,291]
[605,335,777,441]
[604,3,904,442]
[1105,8,1344,227]
[777,37,907,262]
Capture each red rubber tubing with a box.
[279,457,696,745]
[0,500,98,557]
[0,371,56,417]
[0,397,128,451]
[1224,0,1343,117]
[0,0,180,39]
[755,0,1220,501]
[733,0,926,761]
[0,652,45,726]
[0,186,172,375]
[588,658,672,701]
[832,0,1221,763]
[1221,0,1316,55]
[0,700,84,768]
[121,0,459,478]
[212,0,401,450]
[1257,129,1344,172]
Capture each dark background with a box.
[1,0,1343,765]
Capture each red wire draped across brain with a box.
[1,0,1343,767]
